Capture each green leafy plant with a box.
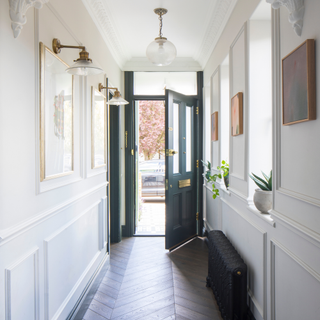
[202,160,229,199]
[201,160,211,181]
[217,160,229,178]
[249,170,272,191]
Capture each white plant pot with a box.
[253,189,272,214]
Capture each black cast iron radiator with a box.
[206,230,248,320]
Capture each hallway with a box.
[83,237,222,320]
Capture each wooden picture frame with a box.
[231,92,243,136]
[91,87,107,169]
[282,39,316,125]
[211,111,218,141]
[40,42,74,182]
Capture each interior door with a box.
[165,89,198,250]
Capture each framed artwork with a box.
[231,92,243,136]
[91,87,106,169]
[211,112,218,141]
[282,39,316,125]
[40,42,74,182]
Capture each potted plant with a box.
[249,170,272,213]
[202,160,229,199]
[217,160,229,189]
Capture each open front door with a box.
[165,89,198,250]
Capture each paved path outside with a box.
[136,199,165,235]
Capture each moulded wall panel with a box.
[271,240,320,320]
[211,69,220,168]
[5,249,39,320]
[44,204,100,320]
[221,199,266,320]
[205,186,221,230]
[230,27,246,182]
[274,2,320,233]
[212,142,220,169]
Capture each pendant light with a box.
[52,38,103,76]
[146,8,177,66]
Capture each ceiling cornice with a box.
[194,0,238,69]
[81,0,128,69]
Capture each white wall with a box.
[203,1,320,320]
[0,0,122,319]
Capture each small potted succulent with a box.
[249,170,272,213]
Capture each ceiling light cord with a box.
[159,13,163,38]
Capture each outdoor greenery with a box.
[249,170,272,191]
[139,101,165,160]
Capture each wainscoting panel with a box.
[220,199,267,320]
[271,240,320,320]
[205,185,221,230]
[5,249,39,320]
[44,202,101,320]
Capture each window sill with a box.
[247,205,275,227]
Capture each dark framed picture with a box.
[211,112,218,141]
[282,39,316,125]
[231,92,243,136]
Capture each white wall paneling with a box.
[220,57,230,164]
[99,196,107,250]
[270,239,320,320]
[229,23,248,196]
[211,67,220,168]
[247,17,272,199]
[202,1,320,320]
[271,1,320,236]
[44,200,104,320]
[0,182,108,245]
[5,249,39,320]
[220,196,267,320]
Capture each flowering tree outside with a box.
[139,100,165,160]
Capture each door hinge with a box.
[125,131,128,148]
[165,179,168,190]
[196,160,199,168]
[196,212,199,220]
[131,149,134,155]
[196,107,199,115]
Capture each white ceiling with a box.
[82,0,239,71]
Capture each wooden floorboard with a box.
[83,237,222,320]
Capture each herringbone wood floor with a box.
[83,237,222,320]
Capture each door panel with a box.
[165,89,198,250]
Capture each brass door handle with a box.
[166,149,178,156]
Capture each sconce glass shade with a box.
[107,96,129,105]
[146,37,177,66]
[66,60,103,76]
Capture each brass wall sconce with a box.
[98,83,129,105]
[52,38,103,76]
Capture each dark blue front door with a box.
[165,89,198,250]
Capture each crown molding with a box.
[195,0,238,69]
[9,0,49,38]
[266,0,305,36]
[81,0,128,69]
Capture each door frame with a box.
[123,71,203,238]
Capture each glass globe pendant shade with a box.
[66,59,103,76]
[146,37,177,66]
